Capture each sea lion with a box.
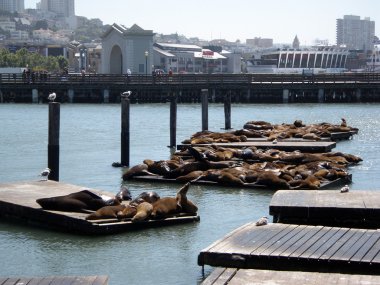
[117,204,138,219]
[131,202,153,222]
[36,190,120,212]
[115,185,132,201]
[131,191,160,205]
[122,164,157,180]
[151,182,198,219]
[85,204,126,220]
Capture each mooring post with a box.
[201,89,208,131]
[224,91,232,130]
[48,102,60,181]
[169,91,177,148]
[121,96,130,166]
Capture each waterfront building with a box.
[153,42,241,74]
[246,37,273,48]
[247,46,349,74]
[101,23,154,74]
[0,0,24,13]
[39,0,76,29]
[336,15,375,51]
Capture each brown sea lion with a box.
[131,191,160,205]
[115,185,132,201]
[175,170,204,183]
[151,182,198,219]
[131,202,153,222]
[85,204,126,220]
[36,190,120,212]
[122,164,157,180]
[117,204,138,219]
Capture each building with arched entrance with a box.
[101,23,154,74]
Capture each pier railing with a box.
[1,72,380,86]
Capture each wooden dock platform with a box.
[198,222,380,275]
[0,180,200,235]
[270,190,380,228]
[201,268,380,285]
[0,276,108,285]
[178,141,336,153]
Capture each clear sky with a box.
[25,0,380,45]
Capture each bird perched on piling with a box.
[40,168,51,181]
[255,216,268,226]
[48,92,56,102]
[121,91,132,98]
[340,184,349,193]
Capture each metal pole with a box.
[224,91,232,129]
[48,102,60,181]
[121,97,130,166]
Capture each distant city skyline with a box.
[24,0,380,45]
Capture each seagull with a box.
[272,139,278,144]
[340,184,349,193]
[121,91,132,98]
[255,216,268,226]
[40,168,51,181]
[48,92,56,102]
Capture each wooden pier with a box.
[198,222,380,275]
[0,180,199,235]
[0,276,108,285]
[201,268,380,285]
[270,190,380,228]
[177,140,336,153]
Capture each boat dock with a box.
[198,222,380,274]
[201,268,380,285]
[0,180,199,235]
[0,276,108,285]
[177,140,336,152]
[270,190,380,228]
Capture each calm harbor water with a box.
[0,102,380,284]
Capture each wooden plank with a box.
[328,229,367,261]
[0,276,108,285]
[350,232,380,262]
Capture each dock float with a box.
[198,222,380,275]
[0,180,199,235]
[178,141,336,153]
[0,276,108,285]
[270,190,380,228]
[201,268,380,285]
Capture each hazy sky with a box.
[25,0,380,45]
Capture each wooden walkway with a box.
[201,268,380,285]
[0,180,199,235]
[178,141,336,153]
[0,276,108,285]
[198,222,380,274]
[270,190,380,228]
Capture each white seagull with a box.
[340,184,350,193]
[272,139,278,144]
[121,91,132,98]
[48,92,56,102]
[40,168,51,181]
[255,216,269,226]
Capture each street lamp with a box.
[144,51,148,75]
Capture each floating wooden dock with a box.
[130,175,351,190]
[0,276,108,285]
[270,190,380,228]
[178,140,336,153]
[198,222,380,275]
[201,268,380,285]
[0,180,200,235]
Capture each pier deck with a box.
[201,268,380,285]
[198,222,380,274]
[269,190,380,228]
[0,180,199,235]
[0,276,108,285]
[178,141,336,153]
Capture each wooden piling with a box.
[48,102,60,181]
[169,92,177,148]
[224,91,232,129]
[201,89,208,131]
[121,97,130,166]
